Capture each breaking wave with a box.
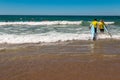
[0,21,115,26]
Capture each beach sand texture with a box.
[0,40,120,80]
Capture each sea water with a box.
[0,15,119,44]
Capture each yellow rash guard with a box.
[91,21,98,28]
[99,22,105,29]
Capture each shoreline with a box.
[0,39,119,55]
[0,38,119,47]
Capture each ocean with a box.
[0,15,120,44]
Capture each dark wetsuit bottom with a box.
[100,29,104,33]
[93,28,97,41]
[95,28,97,33]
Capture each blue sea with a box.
[0,15,120,44]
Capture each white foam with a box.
[104,22,115,25]
[0,33,91,44]
[0,21,115,26]
[0,33,119,44]
[0,21,82,26]
[97,34,112,39]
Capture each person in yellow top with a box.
[90,19,98,34]
[98,20,106,33]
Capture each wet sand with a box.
[0,39,120,80]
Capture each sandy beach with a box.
[0,39,120,80]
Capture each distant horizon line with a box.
[0,14,120,16]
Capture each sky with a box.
[0,0,120,15]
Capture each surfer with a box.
[90,19,98,34]
[99,20,112,37]
[98,20,106,33]
[89,19,98,40]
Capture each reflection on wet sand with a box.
[0,40,120,80]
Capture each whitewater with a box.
[0,21,115,26]
[0,15,119,44]
[0,21,119,44]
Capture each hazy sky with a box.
[0,0,120,15]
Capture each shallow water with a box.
[0,16,120,44]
